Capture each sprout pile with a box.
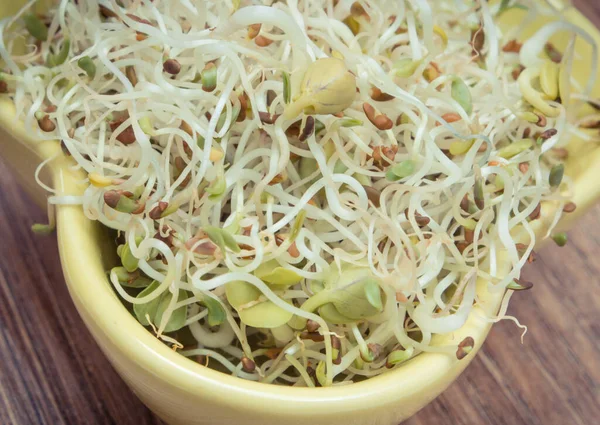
[0,0,597,387]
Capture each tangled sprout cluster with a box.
[0,0,596,386]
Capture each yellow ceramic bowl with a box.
[1,2,600,424]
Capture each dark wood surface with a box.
[1,2,599,424]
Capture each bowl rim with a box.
[2,1,600,416]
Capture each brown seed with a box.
[437,112,462,126]
[99,5,119,19]
[163,58,181,75]
[523,127,531,138]
[363,185,381,208]
[511,278,534,290]
[154,225,175,248]
[0,80,7,93]
[180,120,193,137]
[535,113,547,128]
[331,335,341,350]
[300,331,325,342]
[103,190,121,209]
[502,39,523,53]
[563,202,577,213]
[456,241,469,254]
[331,335,342,365]
[471,26,485,57]
[287,242,300,258]
[545,42,563,63]
[185,237,217,255]
[265,348,282,360]
[363,343,383,362]
[512,65,525,80]
[136,33,148,41]
[539,128,557,140]
[241,356,256,373]
[268,171,287,185]
[515,244,536,263]
[306,319,320,333]
[395,292,408,303]
[248,24,261,40]
[529,202,542,221]
[518,162,529,174]
[350,1,367,16]
[266,89,277,107]
[149,201,169,220]
[456,336,474,360]
[460,195,470,213]
[110,119,136,144]
[363,103,393,130]
[258,111,280,124]
[370,87,394,102]
[60,140,71,156]
[37,114,56,132]
[274,234,300,258]
[126,14,152,26]
[423,63,441,82]
[237,92,248,122]
[299,116,315,142]
[580,120,600,129]
[255,35,273,47]
[464,228,474,244]
[174,156,187,172]
[515,243,528,251]
[126,65,138,86]
[405,209,430,227]
[369,144,398,169]
[45,104,57,113]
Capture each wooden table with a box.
[1,3,599,424]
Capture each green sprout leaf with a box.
[254,260,303,286]
[289,265,384,328]
[199,294,226,326]
[78,56,96,79]
[46,39,70,68]
[363,278,383,311]
[112,267,152,288]
[282,71,291,104]
[31,223,55,235]
[451,77,473,116]
[204,226,240,254]
[549,164,564,188]
[133,281,188,333]
[393,58,423,78]
[225,281,293,328]
[386,160,415,181]
[23,14,48,42]
[497,139,533,159]
[119,243,139,272]
[207,168,226,201]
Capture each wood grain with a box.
[0,3,599,424]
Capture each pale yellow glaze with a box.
[1,2,599,424]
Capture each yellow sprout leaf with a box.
[225,281,293,328]
[283,58,357,119]
[449,139,475,156]
[89,172,114,187]
[518,67,560,118]
[254,260,303,286]
[540,60,559,100]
